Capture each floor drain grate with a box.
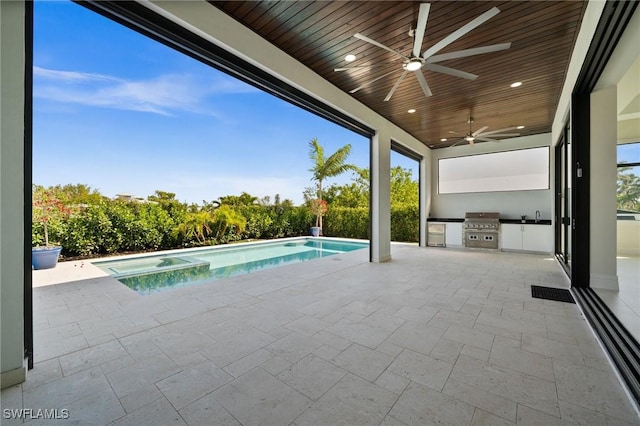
[531,285,575,303]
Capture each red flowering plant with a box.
[309,198,328,228]
[32,186,72,248]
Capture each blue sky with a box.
[33,1,418,205]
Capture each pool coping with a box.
[32,236,370,288]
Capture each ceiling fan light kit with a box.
[341,2,512,102]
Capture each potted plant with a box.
[32,187,70,270]
[309,198,328,237]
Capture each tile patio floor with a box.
[2,244,639,425]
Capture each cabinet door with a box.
[501,224,523,250]
[522,225,552,252]
[446,223,463,246]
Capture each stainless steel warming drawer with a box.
[427,223,446,247]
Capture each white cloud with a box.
[33,66,257,116]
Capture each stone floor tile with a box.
[259,355,292,376]
[22,358,63,392]
[392,305,438,324]
[223,349,274,378]
[285,316,330,336]
[156,361,233,410]
[213,368,312,426]
[388,382,475,426]
[554,359,638,423]
[44,387,125,426]
[117,385,164,414]
[516,404,564,426]
[449,355,560,417]
[471,408,515,426]
[178,393,240,426]
[105,353,180,398]
[58,340,129,377]
[521,333,584,364]
[489,336,555,382]
[0,385,24,426]
[277,354,346,401]
[23,367,110,411]
[387,349,454,392]
[312,330,352,351]
[442,377,517,422]
[331,343,394,382]
[559,399,608,425]
[266,332,324,364]
[34,322,89,362]
[386,321,446,356]
[111,397,186,426]
[375,371,410,395]
[294,373,397,426]
[443,324,495,351]
[460,344,490,362]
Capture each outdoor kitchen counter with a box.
[500,219,552,225]
[428,218,551,225]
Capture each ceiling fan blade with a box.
[478,127,518,136]
[414,71,433,97]
[349,69,399,94]
[422,7,500,59]
[384,70,408,102]
[424,63,477,80]
[482,133,520,138]
[472,126,489,136]
[476,137,498,142]
[412,3,431,58]
[426,43,511,63]
[354,33,408,61]
[334,66,373,71]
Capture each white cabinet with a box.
[445,223,463,247]
[501,224,552,253]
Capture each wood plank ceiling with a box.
[210,1,587,149]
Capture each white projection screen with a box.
[438,146,550,194]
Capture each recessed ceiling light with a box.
[407,108,416,113]
[440,138,447,142]
[345,54,356,62]
[517,125,525,129]
[510,81,522,88]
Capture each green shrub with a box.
[390,204,419,242]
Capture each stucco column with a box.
[419,155,429,247]
[1,0,26,388]
[370,131,391,262]
[589,86,618,290]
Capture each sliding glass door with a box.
[556,121,572,271]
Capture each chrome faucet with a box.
[535,210,541,223]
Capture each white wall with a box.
[429,134,553,220]
[590,87,619,290]
[0,0,26,388]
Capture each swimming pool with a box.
[93,238,369,295]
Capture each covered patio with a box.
[3,245,637,425]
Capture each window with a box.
[617,142,640,217]
[438,146,549,194]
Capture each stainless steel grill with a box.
[464,212,500,249]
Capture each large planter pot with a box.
[310,226,321,237]
[32,246,62,270]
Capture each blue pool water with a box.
[93,238,368,295]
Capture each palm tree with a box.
[308,138,356,228]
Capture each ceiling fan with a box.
[449,116,520,146]
[337,3,511,101]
